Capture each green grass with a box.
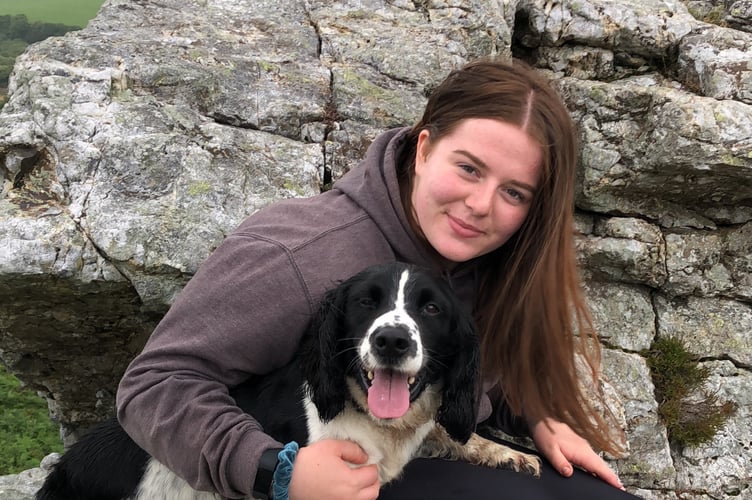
[644,336,736,448]
[0,0,105,28]
[0,365,63,475]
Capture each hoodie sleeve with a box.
[116,230,314,497]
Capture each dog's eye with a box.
[358,297,377,309]
[422,302,441,316]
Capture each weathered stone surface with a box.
[1,0,751,497]
[577,216,667,287]
[729,1,752,31]
[563,76,752,228]
[655,295,752,367]
[724,222,752,300]
[584,281,656,352]
[0,454,56,499]
[685,0,752,33]
[678,27,752,104]
[517,0,695,58]
[673,361,752,497]
[663,227,750,299]
[602,350,676,489]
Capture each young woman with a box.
[116,58,638,499]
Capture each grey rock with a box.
[584,281,656,352]
[663,229,748,299]
[678,27,752,104]
[655,295,752,367]
[602,350,676,489]
[686,0,752,33]
[673,361,752,497]
[517,0,695,58]
[563,76,752,228]
[0,453,56,500]
[577,217,667,287]
[1,0,751,497]
[729,1,752,31]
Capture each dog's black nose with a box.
[371,327,414,358]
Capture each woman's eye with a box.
[422,303,441,316]
[502,188,527,204]
[459,164,476,175]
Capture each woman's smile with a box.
[446,212,484,238]
[411,118,542,263]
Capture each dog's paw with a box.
[465,434,541,476]
[510,449,541,476]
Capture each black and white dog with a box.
[37,262,540,500]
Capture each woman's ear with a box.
[415,129,432,174]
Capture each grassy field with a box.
[0,0,106,27]
[0,365,63,475]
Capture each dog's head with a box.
[300,262,480,443]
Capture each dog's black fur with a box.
[37,262,538,500]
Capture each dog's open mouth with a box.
[364,369,418,419]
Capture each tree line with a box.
[1,14,81,93]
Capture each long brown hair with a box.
[398,58,622,455]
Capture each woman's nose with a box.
[464,185,494,215]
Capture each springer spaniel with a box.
[37,262,540,500]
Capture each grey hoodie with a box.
[116,128,518,498]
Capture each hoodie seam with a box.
[225,232,316,313]
[232,213,373,254]
[227,215,373,311]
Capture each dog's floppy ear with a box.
[299,281,350,422]
[437,310,481,443]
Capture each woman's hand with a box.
[288,439,380,500]
[530,417,625,491]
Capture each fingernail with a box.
[562,466,572,476]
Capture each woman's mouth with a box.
[447,214,483,237]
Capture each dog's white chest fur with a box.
[303,379,440,484]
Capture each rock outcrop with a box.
[0,0,750,498]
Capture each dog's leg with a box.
[418,426,541,476]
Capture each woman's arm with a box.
[117,233,313,497]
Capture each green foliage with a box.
[644,336,736,448]
[646,336,706,401]
[0,38,27,87]
[0,0,105,27]
[0,14,81,44]
[0,13,85,101]
[0,1,106,105]
[0,365,63,474]
[0,38,27,56]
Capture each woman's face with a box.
[411,118,542,264]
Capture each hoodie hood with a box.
[333,128,480,312]
[333,127,436,268]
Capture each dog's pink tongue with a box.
[367,369,410,419]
